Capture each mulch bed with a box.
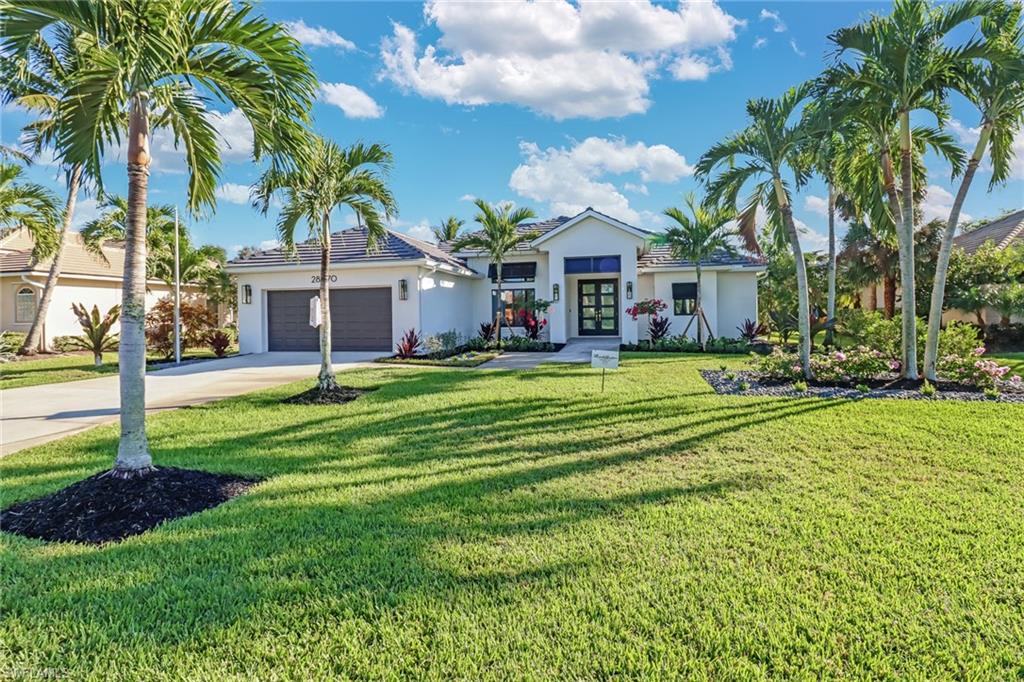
[282,385,370,405]
[701,369,1024,403]
[0,467,258,544]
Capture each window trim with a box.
[491,287,536,327]
[564,255,621,275]
[14,286,36,323]
[488,261,536,283]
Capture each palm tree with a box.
[452,200,539,345]
[253,138,397,393]
[432,216,465,243]
[1,0,316,476]
[0,162,59,257]
[697,84,816,378]
[81,195,178,264]
[657,195,738,350]
[4,25,105,355]
[829,0,992,379]
[840,220,900,318]
[923,3,1024,380]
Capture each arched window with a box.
[15,287,36,323]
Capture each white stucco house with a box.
[226,208,765,354]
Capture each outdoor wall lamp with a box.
[399,279,409,300]
[552,283,560,302]
[626,281,634,300]
[242,284,252,304]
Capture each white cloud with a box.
[70,197,100,230]
[508,136,694,224]
[379,0,743,119]
[320,82,384,119]
[804,195,829,217]
[209,108,255,161]
[284,20,355,50]
[459,194,476,202]
[921,184,972,224]
[1008,128,1024,179]
[215,183,251,205]
[405,219,436,243]
[753,36,768,49]
[790,39,805,57]
[623,182,649,195]
[948,118,981,145]
[259,239,280,251]
[759,9,786,32]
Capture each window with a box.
[488,261,536,283]
[491,288,535,326]
[564,255,620,274]
[241,284,252,304]
[672,282,697,316]
[15,287,35,322]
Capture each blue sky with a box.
[2,1,1022,256]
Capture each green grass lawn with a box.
[2,355,1022,678]
[1,348,237,390]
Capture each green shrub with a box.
[0,331,26,355]
[984,387,1000,400]
[737,380,750,391]
[51,335,79,352]
[751,348,803,380]
[855,383,870,393]
[424,329,464,356]
[920,380,936,397]
[501,336,558,352]
[793,380,808,392]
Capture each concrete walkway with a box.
[0,352,379,456]
[482,337,621,369]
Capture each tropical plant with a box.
[452,200,539,344]
[1,0,318,475]
[657,194,739,350]
[208,329,232,358]
[923,1,1024,380]
[254,137,396,392]
[0,162,58,260]
[697,84,818,376]
[65,302,119,366]
[395,328,423,358]
[648,316,672,343]
[737,319,767,342]
[829,0,993,379]
[3,24,105,356]
[432,215,465,243]
[144,296,217,358]
[478,321,496,342]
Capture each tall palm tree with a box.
[657,194,737,350]
[452,200,539,344]
[697,84,816,378]
[829,0,993,379]
[3,25,105,355]
[253,138,397,393]
[432,216,464,243]
[1,0,316,476]
[81,195,179,269]
[840,220,900,318]
[924,3,1024,380]
[0,162,59,257]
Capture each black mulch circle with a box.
[282,386,370,405]
[0,467,258,545]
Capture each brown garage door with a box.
[267,288,392,351]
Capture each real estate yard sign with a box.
[592,350,619,392]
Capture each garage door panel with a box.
[268,287,392,352]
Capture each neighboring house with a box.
[226,208,764,354]
[857,209,1024,324]
[0,228,202,349]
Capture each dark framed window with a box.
[491,288,535,326]
[488,261,536,283]
[672,282,697,316]
[564,255,620,274]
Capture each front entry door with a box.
[578,279,619,336]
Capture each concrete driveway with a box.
[0,352,380,456]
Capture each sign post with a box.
[591,349,619,393]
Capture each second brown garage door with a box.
[267,288,392,351]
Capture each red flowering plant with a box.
[519,298,552,341]
[626,298,671,343]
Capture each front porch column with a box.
[621,258,639,344]
[549,257,566,343]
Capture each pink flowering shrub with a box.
[751,347,803,380]
[936,347,1014,389]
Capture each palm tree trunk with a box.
[775,177,812,379]
[114,93,153,476]
[883,275,896,319]
[20,164,83,355]
[865,281,876,311]
[897,111,918,379]
[923,125,989,381]
[317,215,337,392]
[695,264,704,350]
[495,262,503,344]
[825,181,837,347]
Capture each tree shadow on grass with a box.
[1,359,845,676]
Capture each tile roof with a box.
[637,244,764,269]
[0,230,132,279]
[953,209,1024,254]
[227,227,474,272]
[438,216,571,255]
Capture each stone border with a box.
[701,369,1024,403]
